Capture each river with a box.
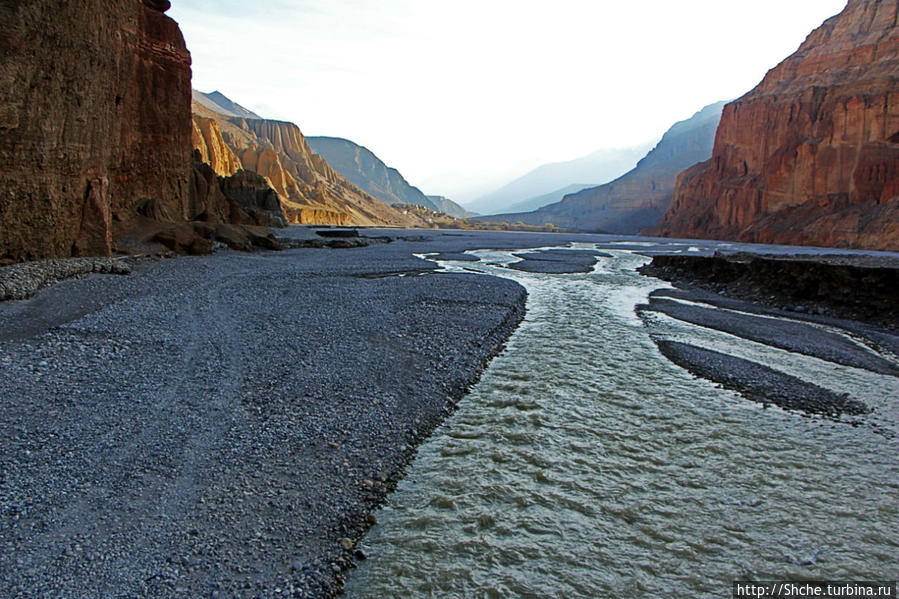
[345,245,899,598]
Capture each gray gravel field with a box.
[0,231,549,598]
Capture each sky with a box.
[169,0,848,203]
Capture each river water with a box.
[345,246,899,598]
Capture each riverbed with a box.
[346,245,899,598]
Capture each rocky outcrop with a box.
[306,136,439,210]
[0,0,193,262]
[191,96,427,227]
[218,169,288,228]
[655,0,899,250]
[477,102,726,233]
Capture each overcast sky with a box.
[169,0,847,202]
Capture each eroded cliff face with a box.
[191,99,425,227]
[656,0,899,250]
[0,0,193,261]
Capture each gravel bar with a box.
[654,340,870,417]
[0,234,536,598]
[640,295,899,376]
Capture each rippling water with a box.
[345,247,899,598]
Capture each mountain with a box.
[465,143,654,215]
[505,184,595,214]
[306,136,438,211]
[426,196,476,219]
[654,0,899,251]
[193,90,263,120]
[192,97,427,227]
[475,101,726,233]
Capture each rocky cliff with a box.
[655,0,899,250]
[477,102,726,233]
[0,0,193,261]
[191,99,425,227]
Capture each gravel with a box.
[654,340,870,417]
[0,257,136,301]
[639,295,899,376]
[508,249,606,274]
[0,235,532,598]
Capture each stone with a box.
[656,0,899,251]
[213,224,253,252]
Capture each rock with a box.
[214,224,253,252]
[142,0,171,11]
[153,225,214,256]
[136,198,176,223]
[655,0,899,251]
[219,170,288,228]
[0,0,192,262]
[339,538,354,551]
[244,229,283,251]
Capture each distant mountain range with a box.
[465,143,654,215]
[505,183,596,214]
[305,137,469,218]
[475,101,726,233]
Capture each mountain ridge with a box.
[475,101,727,233]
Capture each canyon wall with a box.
[191,99,426,227]
[656,0,899,250]
[0,0,193,261]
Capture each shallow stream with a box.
[346,246,899,597]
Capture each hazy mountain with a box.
[426,195,477,219]
[306,137,439,211]
[475,101,727,233]
[193,90,263,120]
[505,184,595,214]
[465,143,654,215]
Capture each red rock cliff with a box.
[656,0,899,250]
[0,0,192,261]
